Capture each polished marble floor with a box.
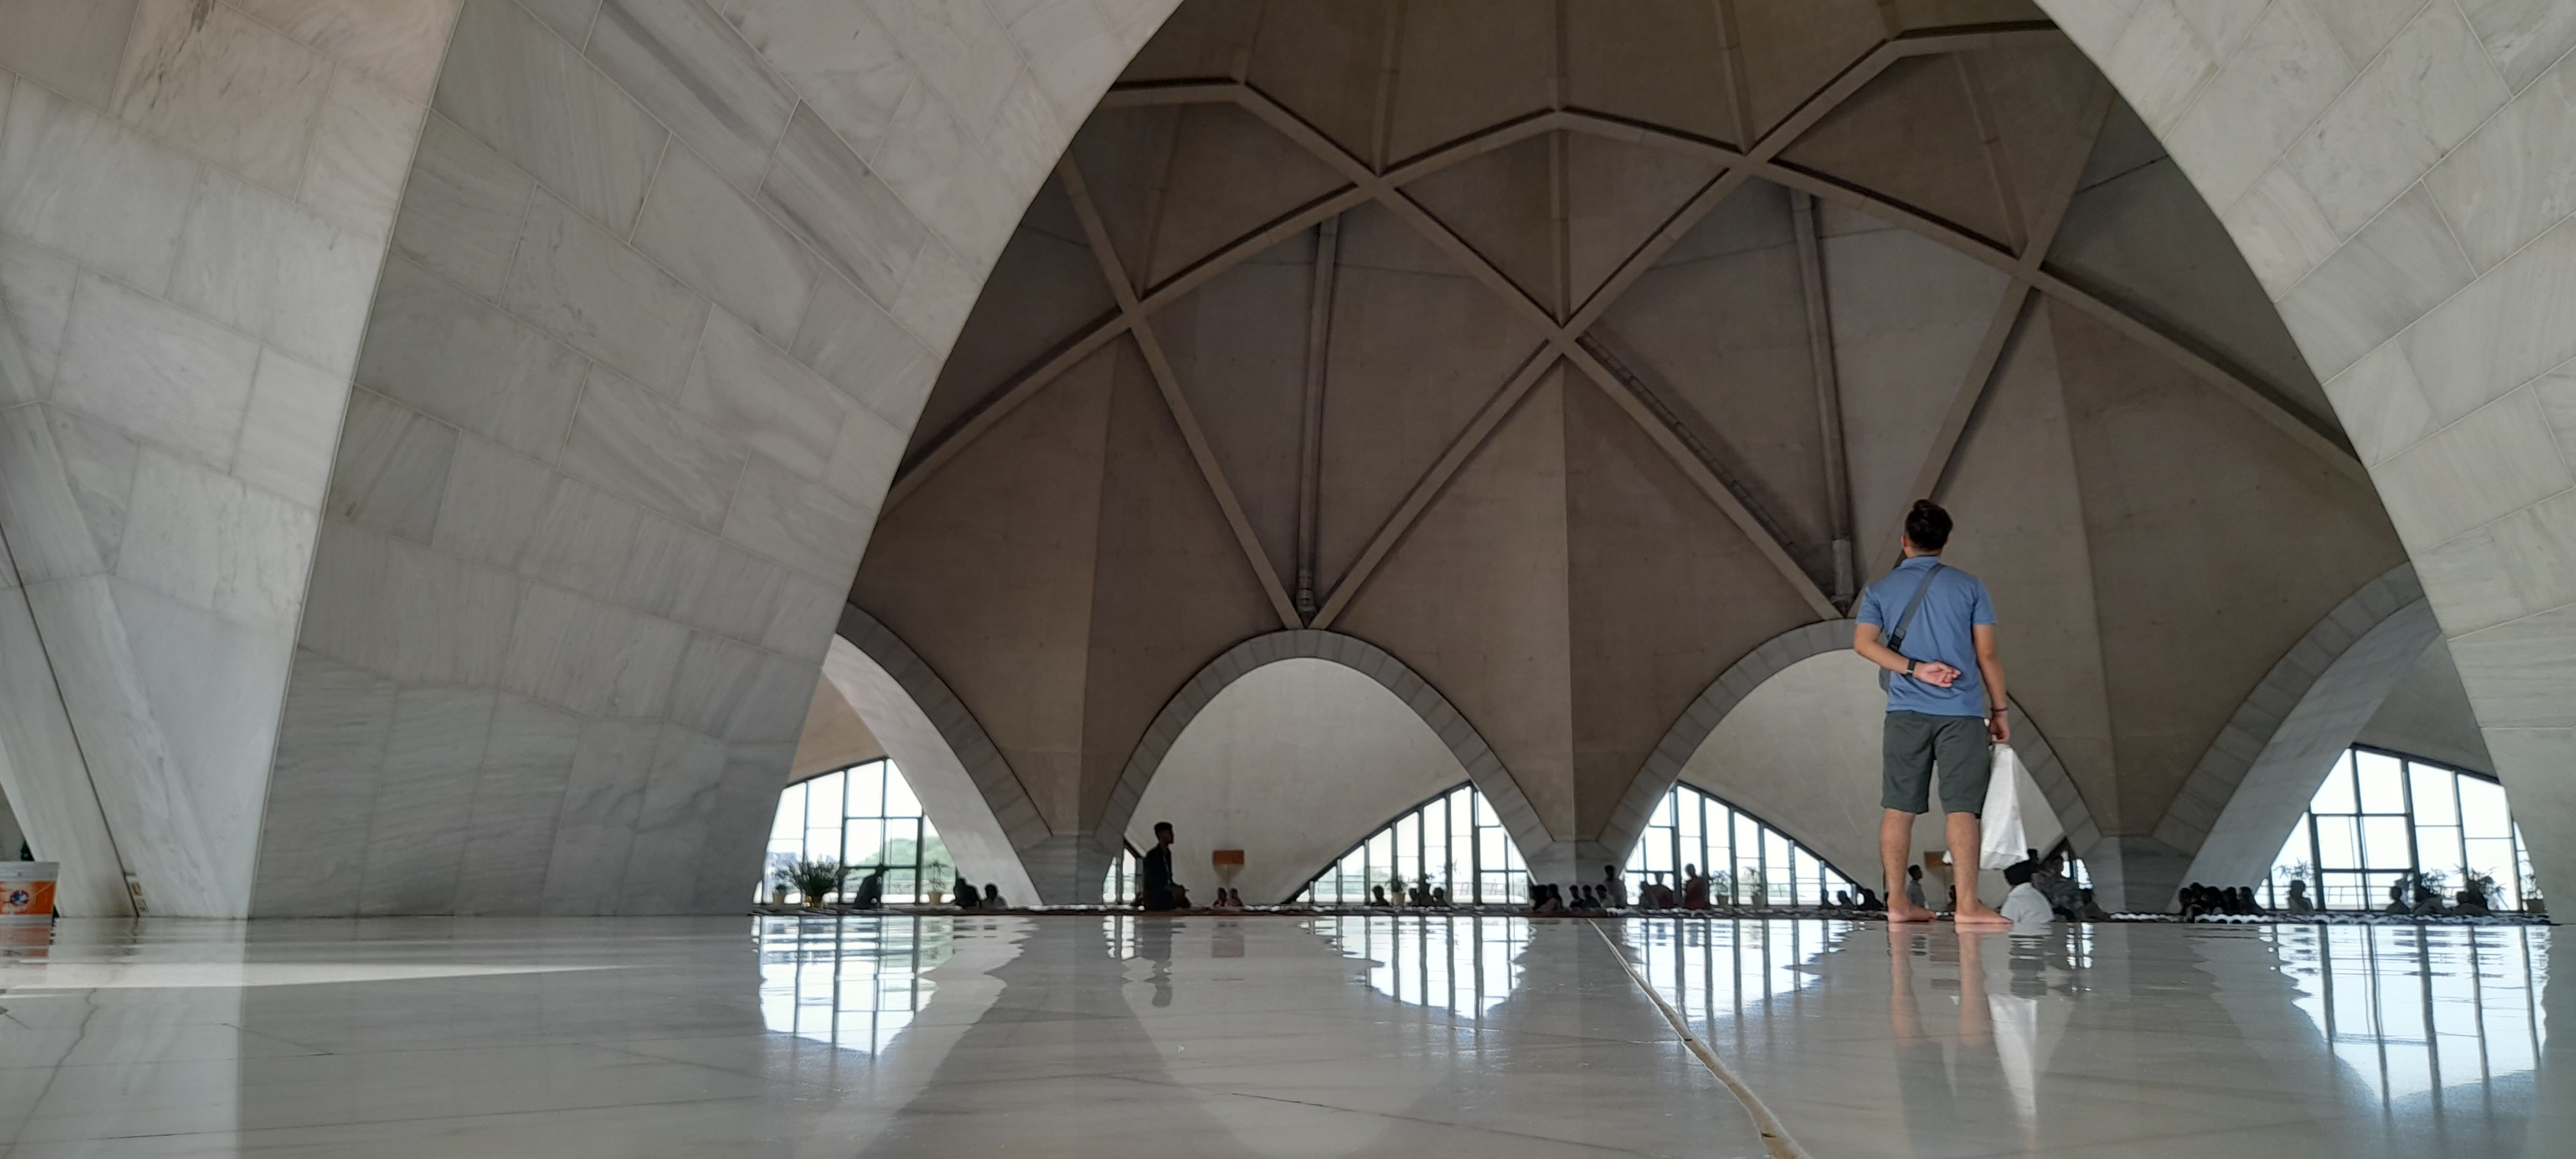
[0,916,2560,1157]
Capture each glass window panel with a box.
[2459,777,2513,840]
[810,771,845,824]
[2359,815,2413,871]
[884,764,920,816]
[2355,751,2408,813]
[2273,815,2313,878]
[2417,827,2465,883]
[2409,765,2459,826]
[2311,753,2358,814]
[2315,816,2361,870]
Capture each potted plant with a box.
[788,858,846,908]
[769,868,792,906]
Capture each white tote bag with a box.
[1980,744,2030,870]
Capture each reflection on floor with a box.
[0,916,1760,1157]
[1613,918,2562,1157]
[0,916,2561,1156]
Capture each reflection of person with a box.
[1855,500,2011,927]
[1141,822,1186,910]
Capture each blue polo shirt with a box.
[1855,555,1995,718]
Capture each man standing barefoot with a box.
[1853,500,2012,927]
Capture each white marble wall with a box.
[2041,0,2576,902]
[0,0,457,915]
[254,0,1176,915]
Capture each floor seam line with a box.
[1586,918,1812,1159]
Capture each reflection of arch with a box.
[828,605,1045,905]
[1599,621,2099,882]
[1105,630,1552,880]
[2173,566,2439,890]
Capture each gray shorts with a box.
[1883,711,1991,815]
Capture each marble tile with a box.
[108,576,295,908]
[169,173,380,376]
[2276,184,2476,381]
[677,542,786,644]
[2396,213,2576,426]
[0,0,139,110]
[616,721,729,912]
[721,0,913,161]
[871,76,1019,265]
[114,448,317,631]
[2163,0,2356,212]
[359,686,497,916]
[327,389,457,544]
[36,405,141,574]
[585,0,796,195]
[231,348,348,510]
[2372,388,2573,551]
[986,69,1069,195]
[823,397,905,504]
[520,0,603,46]
[632,143,817,346]
[688,742,790,910]
[299,520,523,686]
[0,77,199,293]
[111,0,332,194]
[229,0,462,102]
[434,0,666,232]
[2459,0,2576,90]
[666,630,768,740]
[862,0,1021,130]
[250,646,392,916]
[540,716,659,913]
[2168,0,2266,64]
[2281,3,2512,238]
[677,306,847,480]
[2447,601,2576,725]
[355,255,588,461]
[2477,487,2576,627]
[0,231,79,407]
[759,104,929,308]
[514,465,646,601]
[2321,341,2437,466]
[990,0,1119,129]
[51,271,260,469]
[0,551,131,918]
[298,65,422,239]
[18,574,225,916]
[758,570,840,662]
[720,457,871,582]
[425,429,553,568]
[453,692,582,914]
[791,267,937,424]
[609,507,727,623]
[2306,0,2433,66]
[502,191,710,396]
[2426,52,2576,272]
[2103,1,2221,133]
[0,402,109,581]
[558,363,744,531]
[391,113,538,300]
[889,236,981,353]
[502,582,689,718]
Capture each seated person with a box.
[848,866,886,910]
[2031,856,2082,919]
[2286,879,2315,914]
[2078,888,2108,921]
[1855,886,1886,912]
[1832,890,1852,910]
[1142,822,1185,911]
[1681,865,1711,910]
[952,876,978,909]
[1571,886,1600,911]
[2456,883,2491,916]
[982,883,1005,909]
[1430,887,1450,907]
[1370,885,1392,907]
[1998,860,2052,925]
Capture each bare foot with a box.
[1953,902,2013,928]
[1887,900,1939,923]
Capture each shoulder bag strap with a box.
[1879,563,1944,691]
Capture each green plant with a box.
[788,858,847,903]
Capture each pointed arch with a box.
[1103,630,1554,877]
[1598,620,2099,880]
